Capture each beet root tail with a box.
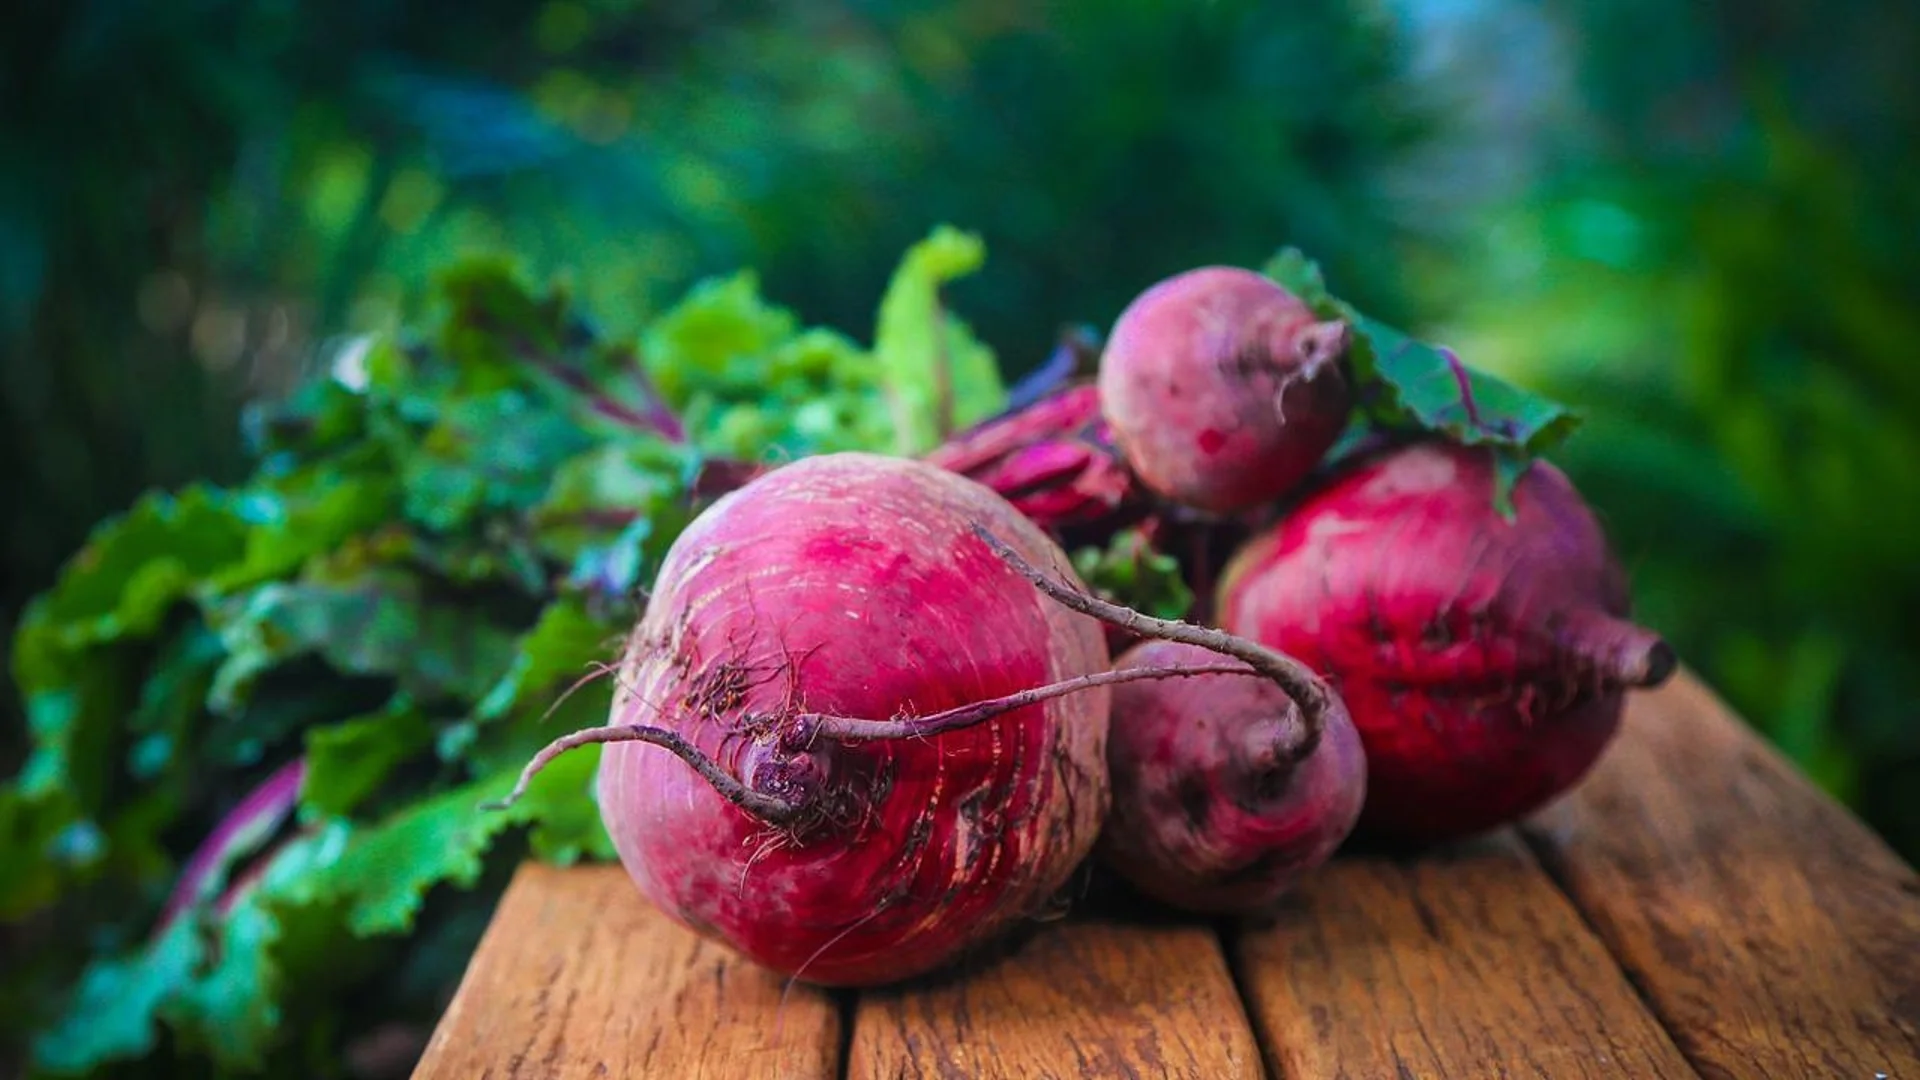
[480,722,802,824]
[1558,609,1678,688]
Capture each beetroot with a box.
[493,452,1271,986]
[1097,640,1367,913]
[1217,440,1676,843]
[597,453,1108,984]
[1097,266,1354,515]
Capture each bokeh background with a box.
[3,0,1916,1063]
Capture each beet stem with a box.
[970,523,1343,756]
[482,723,800,824]
[1295,319,1352,373]
[805,663,1262,741]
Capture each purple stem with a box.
[470,309,688,444]
[1003,326,1100,413]
[1440,347,1484,430]
[622,344,688,444]
[158,757,306,929]
[690,457,773,501]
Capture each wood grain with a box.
[848,918,1261,1079]
[1236,830,1698,1079]
[1524,671,1920,1079]
[410,863,841,1080]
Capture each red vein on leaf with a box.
[1440,347,1484,430]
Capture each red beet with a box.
[1097,640,1367,913]
[494,453,1270,986]
[1097,266,1353,515]
[598,454,1113,984]
[1217,440,1676,843]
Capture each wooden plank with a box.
[1236,830,1698,1079]
[411,863,842,1080]
[1524,671,1920,1079]
[848,919,1262,1079]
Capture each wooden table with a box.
[413,672,1920,1078]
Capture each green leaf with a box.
[638,270,883,458]
[1071,528,1195,623]
[642,270,805,407]
[524,754,618,866]
[1262,246,1331,306]
[0,785,91,920]
[6,487,249,871]
[1353,312,1581,455]
[400,389,595,531]
[29,826,378,1075]
[530,440,695,573]
[21,485,249,646]
[32,916,204,1073]
[434,257,567,387]
[159,831,348,1071]
[168,897,284,1068]
[1264,246,1581,509]
[398,528,550,594]
[204,571,520,713]
[213,467,400,592]
[317,745,605,937]
[4,652,139,913]
[303,701,435,818]
[873,225,1006,454]
[467,666,621,866]
[244,376,369,463]
[475,595,621,722]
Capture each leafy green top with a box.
[2,228,1000,1076]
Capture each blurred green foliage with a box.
[1,233,989,1076]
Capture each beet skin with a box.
[1218,440,1676,843]
[1097,640,1367,913]
[1097,266,1353,515]
[594,453,1112,986]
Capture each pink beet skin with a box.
[1217,440,1675,843]
[1097,266,1353,515]
[1098,640,1367,913]
[595,453,1111,986]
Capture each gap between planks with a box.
[1522,670,1920,1079]
[847,916,1263,1079]
[411,863,843,1079]
[1232,828,1698,1080]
